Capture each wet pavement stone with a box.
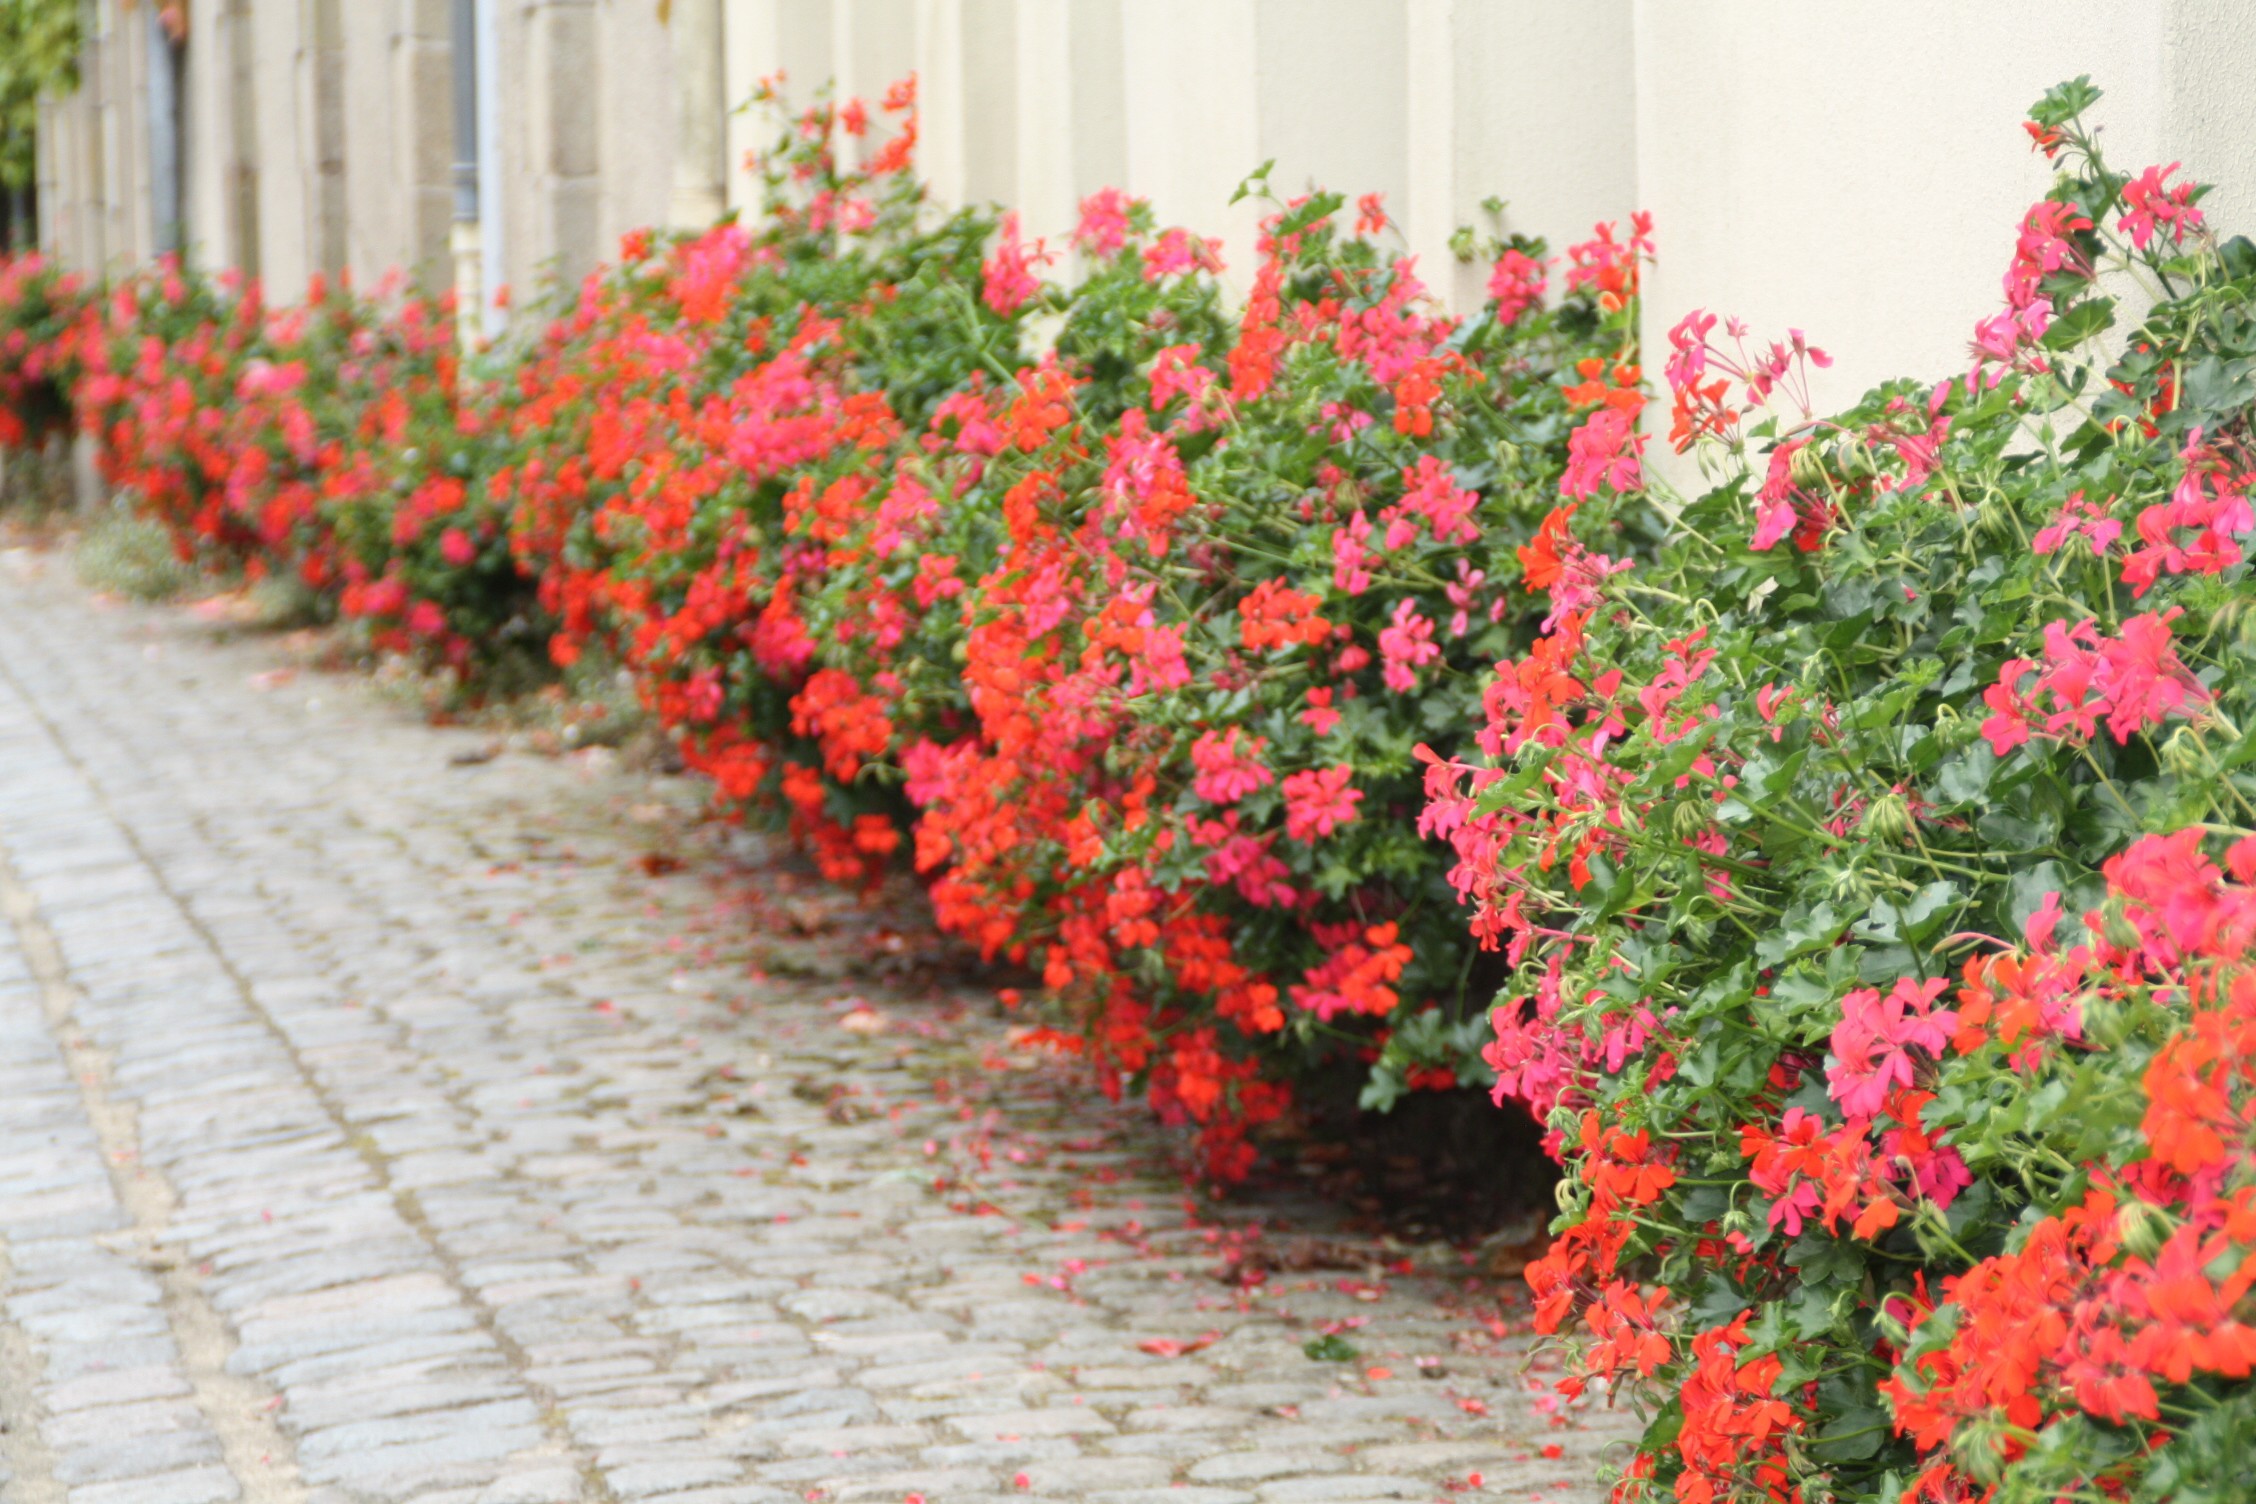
[0,548,1628,1503]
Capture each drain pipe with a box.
[145,7,182,258]
[449,0,482,351]
[474,0,505,334]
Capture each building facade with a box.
[34,0,2256,418]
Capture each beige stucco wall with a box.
[723,0,838,218]
[39,0,160,277]
[1421,0,1637,309]
[339,0,453,294]
[924,0,1629,292]
[246,0,309,292]
[597,0,675,257]
[1630,0,2256,491]
[1636,2,2161,423]
[33,0,2256,401]
[180,0,239,275]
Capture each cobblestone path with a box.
[0,548,1625,1504]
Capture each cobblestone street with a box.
[0,549,1623,1504]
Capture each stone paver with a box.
[0,546,1629,1504]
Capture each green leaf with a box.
[1808,1404,1889,1463]
[2029,76,2102,128]
[2041,296,2115,350]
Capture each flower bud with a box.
[1860,792,1912,844]
[2099,900,2142,954]
[1976,492,2017,542]
[2158,725,2207,779]
[1672,801,1707,842]
[2227,595,2256,651]
[2114,1198,2173,1262]
[1788,442,1830,491]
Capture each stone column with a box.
[145,5,183,257]
[1013,0,1071,237]
[1403,0,1456,298]
[911,0,963,206]
[226,0,260,280]
[670,0,727,229]
[525,0,601,291]
[833,0,913,175]
[1120,0,1258,283]
[309,0,346,278]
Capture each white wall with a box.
[906,0,1633,290]
[1626,0,2256,491]
[597,0,675,254]
[338,0,452,294]
[39,0,160,277]
[1636,2,2160,422]
[1429,1,1637,308]
[246,0,309,291]
[37,0,2256,391]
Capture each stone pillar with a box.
[145,6,183,257]
[833,0,914,175]
[474,0,504,327]
[1012,0,1071,237]
[1424,0,1636,309]
[671,0,727,229]
[958,0,1015,207]
[525,0,601,291]
[309,0,346,278]
[597,0,674,246]
[1402,0,1455,296]
[1631,0,2164,429]
[1253,0,1409,218]
[912,0,963,205]
[226,0,260,280]
[916,0,1015,214]
[250,0,319,290]
[1120,0,1258,282]
[721,0,782,217]
[179,0,246,274]
[1065,0,1126,211]
[34,95,59,259]
[73,0,109,275]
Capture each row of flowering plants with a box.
[1423,78,2256,1501]
[490,80,1652,1177]
[7,58,2254,1503]
[0,78,1648,1183]
[0,249,82,449]
[37,255,539,670]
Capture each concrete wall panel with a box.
[248,0,308,292]
[1445,0,1635,308]
[1120,0,1259,277]
[600,0,676,249]
[1255,0,1408,223]
[723,0,840,217]
[1632,0,2170,431]
[26,0,2256,385]
[1064,0,1125,213]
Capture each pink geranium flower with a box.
[1378,598,1440,692]
[1282,765,1363,842]
[1828,978,1958,1121]
[1189,728,1274,806]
